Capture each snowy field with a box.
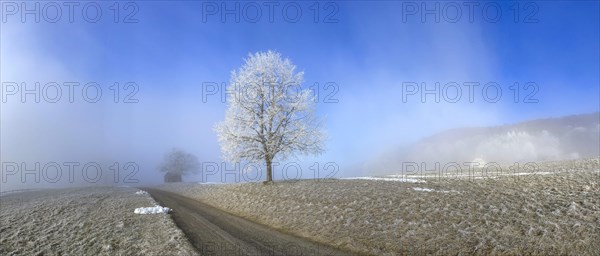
[0,187,197,255]
[157,158,600,255]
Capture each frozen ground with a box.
[156,157,600,255]
[0,186,198,255]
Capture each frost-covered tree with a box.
[159,148,200,182]
[215,51,325,183]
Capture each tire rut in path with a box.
[143,188,353,256]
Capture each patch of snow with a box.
[198,182,225,185]
[412,187,435,192]
[0,189,41,197]
[135,190,149,195]
[504,172,554,176]
[388,171,558,180]
[440,190,460,194]
[134,205,171,214]
[341,176,425,183]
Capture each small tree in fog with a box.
[159,148,200,182]
[215,51,325,184]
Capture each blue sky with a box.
[1,1,599,185]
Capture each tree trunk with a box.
[265,156,273,183]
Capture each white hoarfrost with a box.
[215,51,325,182]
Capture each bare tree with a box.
[159,148,200,182]
[215,50,325,183]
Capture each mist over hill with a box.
[366,112,600,175]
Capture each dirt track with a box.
[144,188,352,256]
